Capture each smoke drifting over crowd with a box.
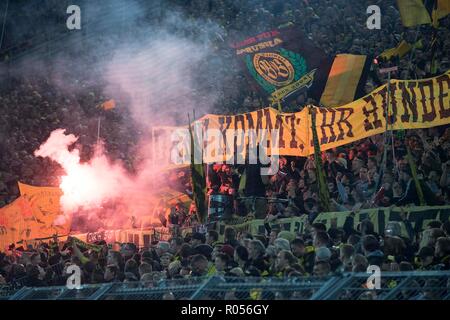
[34,129,134,213]
[104,34,211,128]
[26,3,226,230]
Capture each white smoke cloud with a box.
[25,5,227,230]
[34,129,135,213]
[103,28,220,127]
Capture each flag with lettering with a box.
[231,25,370,107]
[17,182,71,238]
[195,70,450,160]
[0,196,32,250]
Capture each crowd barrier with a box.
[3,271,450,300]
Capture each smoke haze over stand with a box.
[25,7,229,231]
[34,129,132,224]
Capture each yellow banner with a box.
[0,197,30,251]
[0,183,71,251]
[213,215,309,242]
[196,70,450,161]
[17,182,71,239]
[313,205,450,238]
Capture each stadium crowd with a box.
[0,0,450,298]
[203,126,450,221]
[1,0,449,202]
[0,215,449,299]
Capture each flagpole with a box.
[406,26,421,78]
[378,66,397,180]
[386,69,398,177]
[384,70,391,175]
[97,117,101,143]
[151,127,155,170]
[310,107,331,212]
[430,29,438,74]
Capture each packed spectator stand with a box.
[0,0,450,300]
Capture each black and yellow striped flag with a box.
[319,54,371,107]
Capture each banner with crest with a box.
[231,25,370,107]
[231,26,332,105]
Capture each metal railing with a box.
[2,271,450,300]
[316,271,450,300]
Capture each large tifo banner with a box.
[213,205,450,241]
[0,183,70,250]
[195,70,449,161]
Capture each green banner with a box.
[213,205,450,240]
[214,216,309,242]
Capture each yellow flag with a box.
[380,40,411,60]
[0,197,31,250]
[432,0,450,27]
[397,0,431,27]
[320,54,369,107]
[18,182,62,198]
[17,182,71,238]
[99,99,116,110]
[379,39,422,61]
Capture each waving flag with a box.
[397,0,432,27]
[232,25,370,107]
[97,99,116,111]
[397,0,449,28]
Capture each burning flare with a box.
[34,129,134,214]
